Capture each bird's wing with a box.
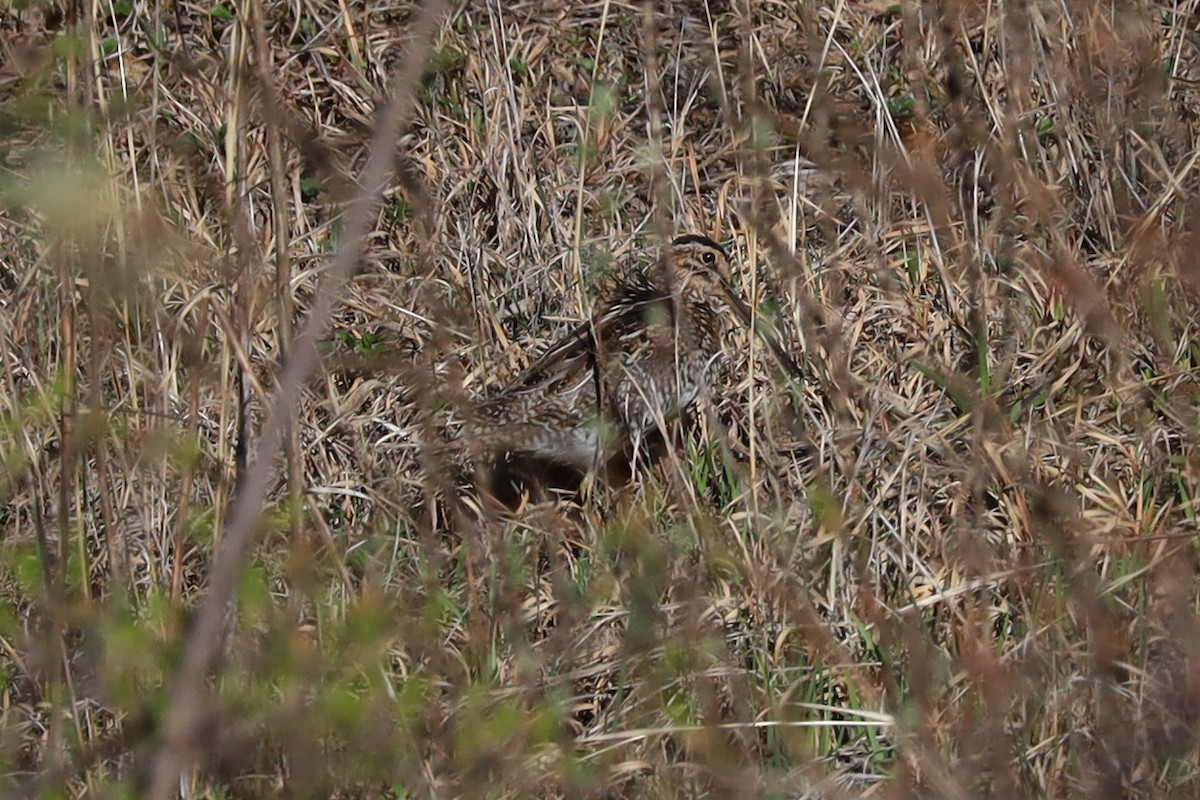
[497,273,664,395]
[504,318,596,391]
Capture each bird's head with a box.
[666,233,808,385]
[668,234,733,292]
[666,234,755,325]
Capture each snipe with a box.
[467,234,769,480]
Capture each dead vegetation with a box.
[1,0,1199,796]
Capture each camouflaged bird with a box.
[468,234,762,475]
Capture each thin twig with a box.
[144,3,447,796]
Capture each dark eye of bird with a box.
[701,251,716,266]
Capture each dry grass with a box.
[2,0,1200,797]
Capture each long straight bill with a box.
[720,280,806,385]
